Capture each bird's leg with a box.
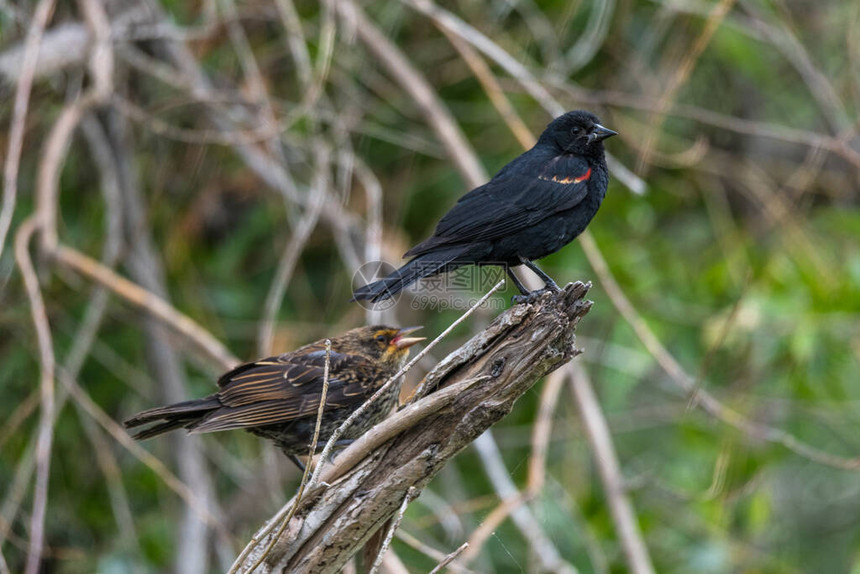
[523,260,560,292]
[285,452,306,472]
[283,438,355,471]
[511,260,560,304]
[505,266,531,295]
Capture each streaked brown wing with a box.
[191,350,375,433]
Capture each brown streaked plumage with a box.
[123,326,424,467]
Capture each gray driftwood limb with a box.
[233,281,593,573]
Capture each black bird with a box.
[123,326,424,469]
[352,110,616,304]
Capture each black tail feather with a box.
[351,247,468,303]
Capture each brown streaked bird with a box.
[123,326,424,469]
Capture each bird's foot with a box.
[511,287,556,305]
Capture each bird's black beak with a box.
[392,326,425,350]
[589,124,618,143]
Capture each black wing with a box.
[190,349,376,433]
[406,153,592,257]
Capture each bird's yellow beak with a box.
[392,326,425,350]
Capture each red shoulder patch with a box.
[539,167,591,185]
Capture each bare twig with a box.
[53,245,238,370]
[258,144,329,356]
[368,487,418,574]
[396,532,472,574]
[568,363,655,574]
[243,340,334,573]
[0,0,56,260]
[14,217,56,574]
[0,390,39,450]
[527,370,565,494]
[440,28,535,150]
[428,541,470,574]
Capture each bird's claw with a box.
[511,287,556,305]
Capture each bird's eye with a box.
[376,334,387,343]
[571,127,581,135]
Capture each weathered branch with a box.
[232,281,592,573]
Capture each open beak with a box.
[589,124,618,143]
[392,326,425,350]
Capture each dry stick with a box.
[351,158,386,325]
[428,542,470,574]
[368,487,418,574]
[11,31,119,567]
[273,0,312,86]
[1,444,41,551]
[74,411,143,567]
[52,245,238,370]
[34,0,113,254]
[396,532,473,574]
[14,218,55,574]
[569,363,655,574]
[0,0,55,260]
[228,283,591,570]
[323,373,493,485]
[309,279,506,488]
[220,0,293,194]
[0,340,115,554]
[65,115,144,562]
[308,0,337,111]
[243,341,334,574]
[527,369,566,494]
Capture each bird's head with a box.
[540,110,617,158]
[337,325,425,365]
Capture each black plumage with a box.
[352,110,616,303]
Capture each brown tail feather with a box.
[123,396,221,439]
